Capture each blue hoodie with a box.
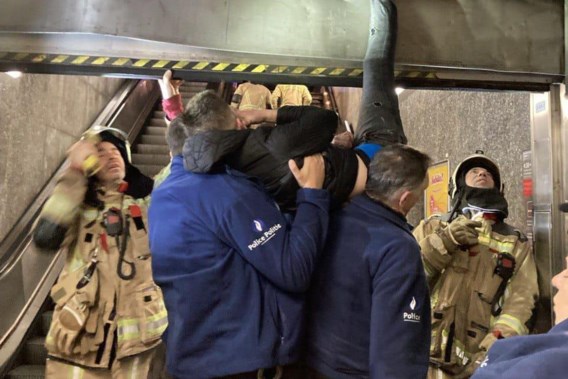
[148,156,330,379]
[306,195,431,379]
[472,319,568,379]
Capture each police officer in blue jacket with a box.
[148,90,330,379]
[306,144,432,379]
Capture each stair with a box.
[131,81,209,178]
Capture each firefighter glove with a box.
[441,216,482,251]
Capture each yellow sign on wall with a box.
[425,160,450,218]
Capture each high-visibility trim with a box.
[493,313,528,335]
[130,355,140,379]
[477,232,515,254]
[71,365,84,379]
[117,318,140,342]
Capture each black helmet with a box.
[449,152,502,200]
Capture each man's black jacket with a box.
[183,106,358,210]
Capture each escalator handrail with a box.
[0,79,161,376]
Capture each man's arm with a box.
[218,155,330,293]
[159,70,183,121]
[369,239,430,379]
[266,106,338,158]
[413,216,480,289]
[491,240,539,338]
[33,141,92,250]
[230,84,244,109]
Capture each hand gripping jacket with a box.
[34,169,167,369]
[413,215,538,376]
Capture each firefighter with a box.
[33,126,167,378]
[271,84,312,108]
[230,81,272,111]
[413,152,539,379]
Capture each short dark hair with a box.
[166,90,235,155]
[366,144,431,203]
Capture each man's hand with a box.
[67,140,99,175]
[439,216,482,251]
[289,154,325,189]
[455,350,487,379]
[158,70,182,100]
[233,109,277,128]
[331,131,354,149]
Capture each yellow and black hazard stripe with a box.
[0,51,452,88]
[0,51,557,90]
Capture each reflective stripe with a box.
[477,232,515,254]
[494,313,528,335]
[71,365,83,379]
[117,319,140,342]
[130,355,140,379]
[146,310,168,336]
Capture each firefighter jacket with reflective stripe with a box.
[35,169,167,369]
[271,85,312,108]
[231,82,272,110]
[413,215,538,376]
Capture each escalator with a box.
[0,79,217,379]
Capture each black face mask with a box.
[455,186,509,219]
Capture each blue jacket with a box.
[472,319,568,379]
[148,156,330,379]
[306,195,430,379]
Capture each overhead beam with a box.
[0,0,563,89]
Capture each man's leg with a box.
[111,347,157,379]
[354,0,406,146]
[45,358,111,379]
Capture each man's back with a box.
[307,195,430,379]
[233,82,271,110]
[149,156,330,378]
[271,85,312,108]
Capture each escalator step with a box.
[145,126,167,136]
[131,154,170,166]
[136,144,170,154]
[139,135,167,145]
[41,311,52,336]
[149,118,167,127]
[24,336,47,365]
[6,364,45,379]
[154,110,166,119]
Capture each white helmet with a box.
[449,151,502,200]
